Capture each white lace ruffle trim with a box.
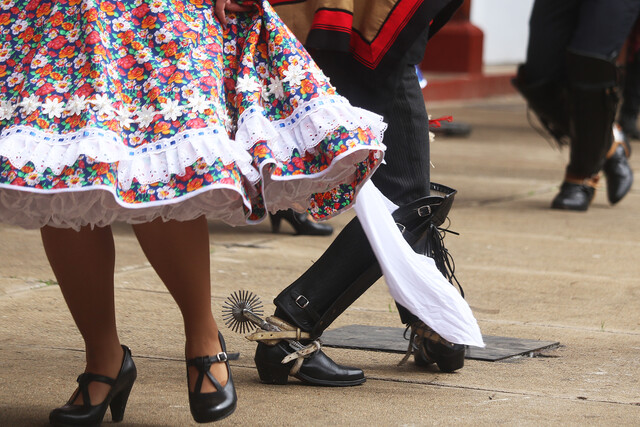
[0,182,251,230]
[0,96,386,190]
[0,95,386,229]
[0,141,381,230]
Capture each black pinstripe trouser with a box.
[311,30,432,206]
[308,32,432,324]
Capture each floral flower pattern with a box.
[0,0,385,229]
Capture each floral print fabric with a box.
[0,0,385,229]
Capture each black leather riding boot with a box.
[619,52,640,139]
[272,183,457,338]
[391,186,467,373]
[254,216,376,386]
[552,51,619,211]
[565,50,619,179]
[512,64,570,146]
[254,183,462,385]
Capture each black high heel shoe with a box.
[269,209,333,236]
[49,345,137,426]
[187,333,237,423]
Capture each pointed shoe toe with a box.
[604,145,633,205]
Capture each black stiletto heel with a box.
[49,345,137,426]
[187,333,237,423]
[269,209,333,236]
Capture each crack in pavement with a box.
[362,376,640,407]
[4,345,638,407]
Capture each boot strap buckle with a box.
[295,295,309,309]
[417,205,432,217]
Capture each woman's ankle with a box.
[185,330,229,391]
[85,342,124,377]
[185,333,222,359]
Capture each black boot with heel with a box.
[254,183,466,384]
[254,340,365,386]
[551,51,621,211]
[187,332,238,423]
[269,209,333,236]
[604,127,633,204]
[49,345,137,427]
[551,179,597,211]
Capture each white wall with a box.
[470,0,535,65]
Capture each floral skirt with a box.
[0,0,385,229]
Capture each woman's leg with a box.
[132,216,225,391]
[41,225,123,404]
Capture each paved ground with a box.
[1,95,639,426]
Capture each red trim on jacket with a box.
[350,1,423,68]
[310,9,353,34]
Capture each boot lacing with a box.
[398,322,455,366]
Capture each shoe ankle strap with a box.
[74,372,116,406]
[187,352,239,371]
[564,174,600,188]
[77,372,116,387]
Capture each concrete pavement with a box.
[1,95,639,426]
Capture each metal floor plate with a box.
[322,325,560,361]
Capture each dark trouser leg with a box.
[563,0,640,175]
[519,0,640,148]
[391,66,433,321]
[619,18,640,139]
[620,52,640,139]
[378,59,434,326]
[512,66,570,146]
[522,0,640,210]
[273,53,434,333]
[550,53,620,211]
[514,0,579,146]
[371,64,431,205]
[313,46,434,325]
[273,218,378,336]
[554,0,640,210]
